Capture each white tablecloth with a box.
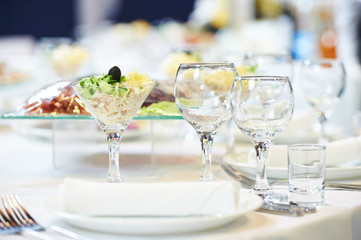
[0,122,361,240]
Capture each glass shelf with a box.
[0,113,183,120]
[0,112,193,169]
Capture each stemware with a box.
[244,52,293,80]
[72,76,155,182]
[299,59,345,143]
[174,63,237,181]
[231,76,294,197]
[224,52,293,152]
[39,37,90,80]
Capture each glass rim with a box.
[245,51,292,59]
[302,58,343,65]
[179,62,235,68]
[288,144,326,151]
[235,75,289,81]
[70,79,157,88]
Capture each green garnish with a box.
[246,64,257,73]
[119,76,126,83]
[138,101,181,116]
[78,68,129,98]
[118,87,129,96]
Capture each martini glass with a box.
[231,76,294,199]
[40,38,90,80]
[72,80,155,182]
[174,63,237,181]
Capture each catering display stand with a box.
[0,114,230,170]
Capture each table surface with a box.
[0,121,361,240]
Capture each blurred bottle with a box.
[254,0,287,19]
[317,4,337,59]
[290,0,338,60]
[291,0,317,60]
[356,2,361,64]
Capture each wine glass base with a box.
[252,187,288,204]
[263,191,289,204]
[107,176,124,183]
[252,186,270,196]
[199,175,214,182]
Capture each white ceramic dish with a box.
[57,191,263,235]
[223,151,361,180]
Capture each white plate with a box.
[57,192,263,235]
[223,151,361,180]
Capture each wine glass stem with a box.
[254,141,270,194]
[107,132,124,183]
[226,119,235,153]
[199,132,216,181]
[318,115,328,144]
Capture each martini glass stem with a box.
[199,131,216,181]
[253,141,271,195]
[107,132,124,183]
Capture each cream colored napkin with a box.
[58,178,239,217]
[248,136,361,168]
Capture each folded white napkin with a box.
[248,136,361,168]
[58,178,239,217]
[283,111,315,134]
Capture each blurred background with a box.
[0,0,361,135]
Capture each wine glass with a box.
[299,59,345,143]
[244,52,293,80]
[231,76,294,197]
[72,75,155,182]
[174,63,237,181]
[225,52,293,151]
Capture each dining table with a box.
[0,33,361,240]
[0,117,361,240]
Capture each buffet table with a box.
[0,122,361,240]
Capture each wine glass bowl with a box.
[231,76,294,195]
[299,59,345,143]
[72,75,155,182]
[175,63,237,181]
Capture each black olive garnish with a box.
[108,66,121,82]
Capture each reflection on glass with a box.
[72,73,155,182]
[231,76,294,198]
[244,52,293,80]
[175,63,237,181]
[299,59,345,143]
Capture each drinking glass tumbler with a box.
[288,144,326,208]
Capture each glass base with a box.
[263,191,289,204]
[252,184,271,198]
[199,174,214,182]
[252,186,288,204]
[107,175,124,183]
